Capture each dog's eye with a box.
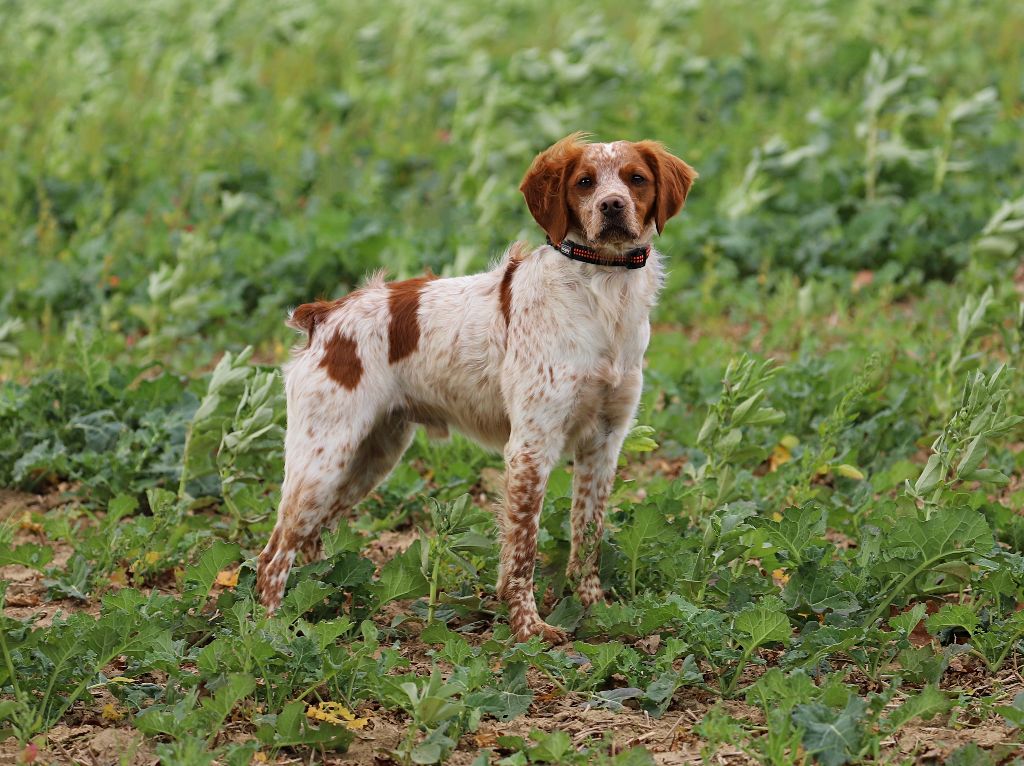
[577,177,593,188]
[631,174,647,185]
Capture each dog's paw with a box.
[515,620,570,645]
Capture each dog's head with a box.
[519,133,697,248]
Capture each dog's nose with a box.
[599,196,626,216]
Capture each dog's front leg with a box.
[497,431,569,644]
[567,369,643,606]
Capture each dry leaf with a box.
[6,592,40,608]
[18,512,44,535]
[306,701,369,730]
[215,568,240,588]
[852,270,874,292]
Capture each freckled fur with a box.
[257,134,696,642]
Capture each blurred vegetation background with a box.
[1,0,1022,372]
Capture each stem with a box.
[630,555,638,599]
[990,625,1024,671]
[0,600,23,700]
[178,422,193,499]
[933,126,952,192]
[427,547,441,626]
[865,114,878,201]
[49,644,125,729]
[864,552,964,627]
[723,648,753,698]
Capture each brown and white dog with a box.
[256,133,696,642]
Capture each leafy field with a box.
[3,0,1024,764]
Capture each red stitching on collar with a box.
[546,238,651,269]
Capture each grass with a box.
[2,0,1024,764]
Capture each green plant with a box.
[682,355,784,516]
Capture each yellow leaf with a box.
[18,512,44,535]
[109,568,128,588]
[769,443,792,472]
[144,551,161,566]
[772,511,783,522]
[772,568,790,586]
[836,464,865,480]
[101,703,123,722]
[215,568,239,588]
[306,701,368,730]
[253,753,268,763]
[769,435,800,473]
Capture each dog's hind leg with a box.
[256,409,415,612]
[302,411,416,557]
[256,331,387,612]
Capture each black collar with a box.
[546,237,651,269]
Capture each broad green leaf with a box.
[996,691,1024,728]
[793,697,865,766]
[734,604,791,653]
[373,540,429,604]
[611,747,656,766]
[199,673,256,731]
[256,700,353,750]
[782,567,859,615]
[617,505,669,565]
[278,580,331,623]
[464,662,533,722]
[886,685,950,731]
[574,641,628,686]
[746,668,818,714]
[0,542,53,570]
[323,552,375,590]
[925,604,979,637]
[889,603,927,634]
[752,502,827,567]
[322,522,363,556]
[869,508,993,595]
[106,494,140,523]
[529,730,573,763]
[183,540,241,599]
[547,596,585,632]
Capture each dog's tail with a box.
[287,299,342,347]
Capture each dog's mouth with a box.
[597,222,640,242]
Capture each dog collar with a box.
[546,237,651,269]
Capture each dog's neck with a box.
[553,228,655,269]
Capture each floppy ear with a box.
[634,141,698,234]
[519,133,587,244]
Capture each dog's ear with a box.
[519,133,587,245]
[633,141,697,234]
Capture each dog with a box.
[256,133,696,642]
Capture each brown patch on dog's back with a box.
[387,276,436,363]
[320,330,363,390]
[500,261,519,327]
[500,242,529,327]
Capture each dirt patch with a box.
[1,489,83,627]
